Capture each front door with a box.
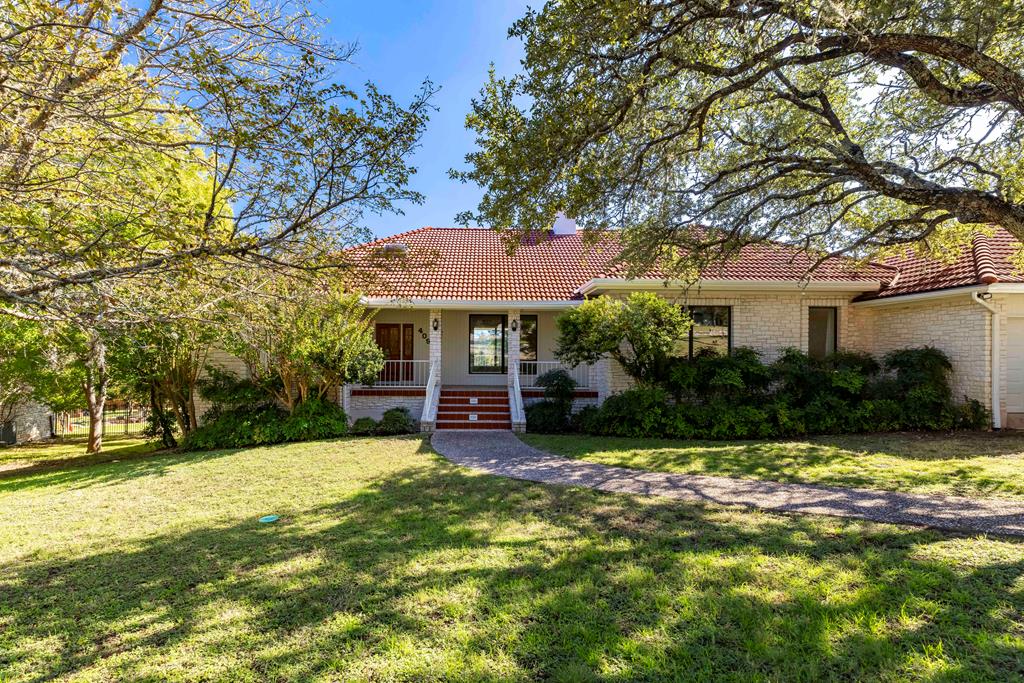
[375,323,414,382]
[469,314,507,374]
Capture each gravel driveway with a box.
[431,430,1024,536]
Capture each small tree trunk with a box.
[83,333,108,454]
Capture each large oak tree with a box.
[458,0,1024,273]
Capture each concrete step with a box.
[435,420,512,430]
[436,411,512,422]
[437,403,510,413]
[440,389,508,398]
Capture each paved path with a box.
[431,431,1024,537]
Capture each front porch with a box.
[342,306,602,431]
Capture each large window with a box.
[469,315,507,373]
[808,307,838,360]
[681,306,731,359]
[468,314,539,374]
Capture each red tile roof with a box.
[347,227,897,301]
[861,228,1024,300]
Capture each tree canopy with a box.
[458,0,1024,273]
[1,0,432,314]
[555,292,690,384]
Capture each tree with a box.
[1,0,432,315]
[110,320,215,447]
[219,277,384,412]
[458,0,1024,274]
[555,292,689,384]
[0,318,46,427]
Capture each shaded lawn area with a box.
[521,432,1024,501]
[0,436,159,474]
[0,436,1022,681]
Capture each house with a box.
[328,217,1024,432]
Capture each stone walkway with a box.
[431,430,1024,537]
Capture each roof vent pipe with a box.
[552,211,578,235]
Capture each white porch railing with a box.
[360,360,431,387]
[421,358,441,430]
[508,359,526,431]
[518,361,590,388]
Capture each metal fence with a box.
[53,404,151,439]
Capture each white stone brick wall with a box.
[848,295,991,408]
[194,346,252,421]
[9,401,51,443]
[347,395,424,423]
[595,290,858,395]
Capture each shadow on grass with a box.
[0,441,236,494]
[2,458,1022,681]
[528,431,1024,500]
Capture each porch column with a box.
[507,308,521,386]
[429,308,442,370]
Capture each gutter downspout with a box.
[971,291,1001,430]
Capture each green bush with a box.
[526,400,571,433]
[588,387,670,437]
[350,417,378,436]
[376,407,417,435]
[526,369,579,433]
[184,404,288,450]
[573,345,986,440]
[664,347,771,404]
[184,397,349,450]
[278,398,349,442]
[570,405,602,434]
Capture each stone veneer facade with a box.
[195,289,1023,431]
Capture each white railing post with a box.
[420,358,441,432]
[509,359,526,432]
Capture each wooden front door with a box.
[375,323,414,381]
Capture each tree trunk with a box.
[149,383,177,448]
[83,333,108,454]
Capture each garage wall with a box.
[848,294,991,410]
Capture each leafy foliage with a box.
[549,346,988,439]
[555,293,689,385]
[350,417,378,436]
[525,369,578,433]
[2,1,433,315]
[459,1,1024,276]
[376,408,418,436]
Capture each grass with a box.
[520,432,1024,501]
[0,436,158,474]
[0,435,1022,681]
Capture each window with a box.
[681,306,731,359]
[808,307,838,360]
[519,315,538,360]
[468,314,540,374]
[469,315,506,373]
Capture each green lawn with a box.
[521,432,1024,501]
[1,436,1022,681]
[0,436,157,472]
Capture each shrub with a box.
[570,344,983,440]
[184,404,289,450]
[526,369,579,433]
[535,369,577,409]
[350,417,378,436]
[589,387,670,437]
[184,397,350,450]
[957,397,989,430]
[526,400,571,433]
[376,407,417,435]
[664,347,771,404]
[570,404,602,433]
[278,398,349,442]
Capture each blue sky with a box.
[321,1,530,239]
